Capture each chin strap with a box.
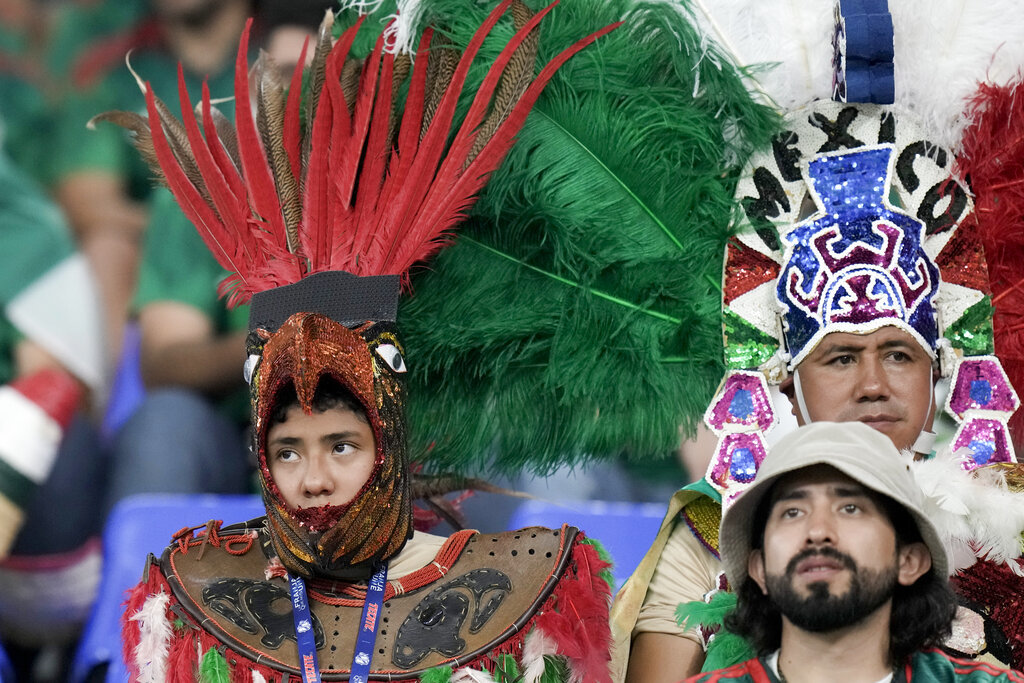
[792,368,812,426]
[792,367,937,455]
[911,375,937,455]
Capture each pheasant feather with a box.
[104,1,614,311]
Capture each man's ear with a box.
[778,376,802,425]
[749,549,768,594]
[897,542,932,586]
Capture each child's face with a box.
[266,404,377,510]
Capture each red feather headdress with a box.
[105,0,617,306]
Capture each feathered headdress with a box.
[356,0,782,476]
[98,0,616,578]
[694,2,1022,501]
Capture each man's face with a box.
[267,404,377,509]
[748,466,930,632]
[789,327,935,451]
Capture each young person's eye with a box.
[277,449,300,462]
[841,503,860,514]
[333,442,356,455]
[779,507,802,519]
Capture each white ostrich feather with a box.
[252,672,267,683]
[891,0,1024,151]
[338,0,387,15]
[687,0,834,110]
[687,0,1024,151]
[128,591,171,683]
[909,446,1024,575]
[382,0,424,56]
[450,668,497,683]
[522,629,560,683]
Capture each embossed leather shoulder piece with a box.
[159,521,581,680]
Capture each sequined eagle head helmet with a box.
[100,3,615,578]
[245,273,410,579]
[703,99,1019,500]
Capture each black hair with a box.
[724,475,957,666]
[268,375,368,426]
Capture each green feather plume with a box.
[537,655,570,683]
[335,0,780,475]
[197,647,231,683]
[676,591,756,672]
[419,664,454,682]
[495,654,523,682]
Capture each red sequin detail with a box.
[936,216,991,294]
[724,238,779,306]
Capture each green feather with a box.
[419,664,453,683]
[197,647,231,683]
[333,0,780,475]
[538,655,570,683]
[676,591,756,672]
[495,654,522,682]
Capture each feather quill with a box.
[129,591,172,683]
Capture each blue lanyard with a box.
[288,562,389,683]
[351,562,389,683]
[288,573,322,683]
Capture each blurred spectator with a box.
[0,146,106,682]
[51,0,256,360]
[0,0,58,182]
[103,188,252,515]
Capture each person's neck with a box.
[776,606,893,683]
[162,0,251,77]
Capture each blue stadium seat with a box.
[506,499,666,590]
[0,640,12,682]
[71,494,263,682]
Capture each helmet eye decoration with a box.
[374,339,407,374]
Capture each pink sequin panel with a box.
[947,357,1020,419]
[952,417,1016,470]
[705,371,776,433]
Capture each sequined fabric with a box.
[681,496,722,559]
[776,145,940,367]
[251,313,412,579]
[724,102,991,377]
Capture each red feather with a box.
[959,78,1024,448]
[176,68,253,265]
[534,536,613,683]
[123,3,617,308]
[233,20,289,252]
[283,37,309,185]
[146,86,246,279]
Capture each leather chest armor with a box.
[152,519,581,680]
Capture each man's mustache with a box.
[784,546,857,576]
